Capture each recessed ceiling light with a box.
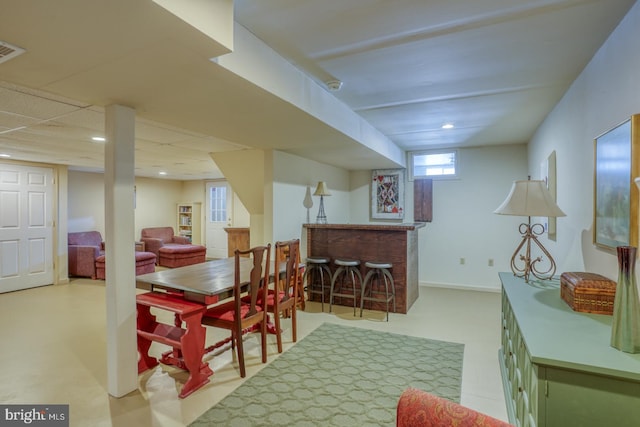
[91,136,106,142]
[158,171,168,176]
[0,153,11,158]
[442,123,454,129]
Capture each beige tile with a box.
[0,281,508,426]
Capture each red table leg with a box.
[177,310,213,398]
[136,304,159,373]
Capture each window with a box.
[409,150,458,180]
[209,185,227,222]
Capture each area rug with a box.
[190,323,464,427]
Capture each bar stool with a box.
[360,261,396,321]
[330,258,363,315]
[302,256,332,311]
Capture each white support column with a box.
[104,104,138,397]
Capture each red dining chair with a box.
[269,239,301,353]
[201,245,271,378]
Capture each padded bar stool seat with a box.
[302,256,332,311]
[330,259,363,316]
[360,261,396,321]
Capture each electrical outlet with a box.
[488,259,494,267]
[460,257,465,265]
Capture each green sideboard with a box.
[499,272,640,427]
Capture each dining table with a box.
[135,256,300,398]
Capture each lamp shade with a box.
[313,181,331,196]
[494,180,566,217]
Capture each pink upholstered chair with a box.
[140,227,206,268]
[396,388,513,427]
[68,231,104,279]
[69,230,157,280]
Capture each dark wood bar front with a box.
[303,223,425,314]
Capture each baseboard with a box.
[420,281,501,293]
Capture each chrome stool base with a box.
[360,261,396,321]
[302,257,332,311]
[330,259,363,316]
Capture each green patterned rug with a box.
[190,323,464,427]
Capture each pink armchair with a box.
[397,388,513,427]
[140,227,206,268]
[140,227,190,256]
[68,231,104,279]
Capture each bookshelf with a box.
[177,203,201,244]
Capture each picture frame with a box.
[540,151,557,241]
[594,114,640,250]
[371,168,405,219]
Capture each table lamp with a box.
[494,178,566,282]
[314,181,331,224]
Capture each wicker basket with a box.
[560,272,616,315]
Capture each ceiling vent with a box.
[0,41,26,65]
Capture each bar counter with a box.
[303,223,425,314]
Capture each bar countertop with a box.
[303,223,426,231]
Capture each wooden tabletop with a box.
[136,257,294,304]
[136,257,251,299]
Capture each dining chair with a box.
[293,245,305,311]
[201,244,271,378]
[270,239,301,353]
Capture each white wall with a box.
[350,145,528,290]
[271,150,351,248]
[422,145,528,289]
[69,171,185,239]
[68,171,106,234]
[529,1,640,281]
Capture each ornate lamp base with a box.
[510,219,557,283]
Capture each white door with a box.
[0,164,54,293]
[205,181,232,259]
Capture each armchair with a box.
[68,231,104,279]
[396,388,513,427]
[140,227,190,256]
[140,227,206,268]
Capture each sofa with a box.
[68,231,157,280]
[396,388,513,427]
[68,231,104,279]
[140,226,206,268]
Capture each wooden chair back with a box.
[234,244,270,318]
[274,239,300,308]
[202,244,271,377]
[270,239,301,353]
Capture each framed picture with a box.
[540,151,557,241]
[594,114,640,250]
[371,169,405,219]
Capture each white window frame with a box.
[408,149,459,181]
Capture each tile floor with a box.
[0,279,508,426]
